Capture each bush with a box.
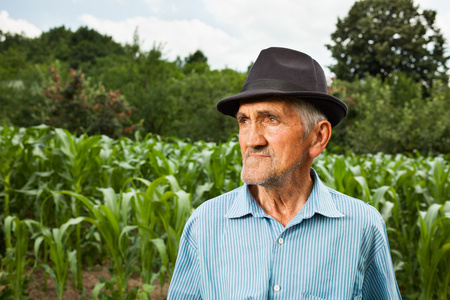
[330,73,450,154]
[43,66,136,138]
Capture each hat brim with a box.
[216,89,348,128]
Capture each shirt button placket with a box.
[273,237,283,295]
[273,235,285,295]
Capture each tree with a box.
[29,26,72,63]
[43,66,135,138]
[92,46,183,136]
[326,0,449,88]
[182,50,210,74]
[0,26,126,70]
[328,74,450,154]
[169,68,246,141]
[69,27,125,69]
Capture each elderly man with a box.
[168,47,402,299]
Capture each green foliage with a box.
[326,0,449,87]
[0,78,47,127]
[0,26,124,69]
[69,27,125,70]
[0,216,39,299]
[0,125,449,298]
[43,66,136,138]
[91,47,182,136]
[0,44,27,79]
[35,217,85,300]
[0,40,51,127]
[92,46,245,141]
[418,202,450,299]
[329,74,450,154]
[35,26,72,63]
[1,25,449,153]
[182,50,210,74]
[0,126,243,297]
[168,68,245,141]
[0,27,242,142]
[314,151,450,299]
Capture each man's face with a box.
[237,100,312,186]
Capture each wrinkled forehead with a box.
[236,98,301,121]
[238,97,297,111]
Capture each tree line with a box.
[0,0,449,154]
[0,26,245,142]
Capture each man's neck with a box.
[248,170,314,227]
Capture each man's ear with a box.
[308,120,332,159]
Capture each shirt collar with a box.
[302,169,345,219]
[225,184,265,219]
[225,168,344,220]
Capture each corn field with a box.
[0,125,449,299]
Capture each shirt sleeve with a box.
[361,223,402,299]
[167,221,201,299]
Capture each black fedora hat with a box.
[216,47,348,127]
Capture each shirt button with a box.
[274,284,280,292]
[278,237,284,245]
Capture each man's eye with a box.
[238,118,248,125]
[269,118,277,123]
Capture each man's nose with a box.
[246,123,267,147]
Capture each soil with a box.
[23,267,169,300]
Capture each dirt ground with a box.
[24,267,169,300]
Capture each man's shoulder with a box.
[325,185,384,224]
[324,186,389,248]
[181,186,243,243]
[191,185,243,219]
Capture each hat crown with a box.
[216,47,348,127]
[244,47,328,94]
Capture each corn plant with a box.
[417,201,450,299]
[123,175,191,298]
[189,138,242,206]
[0,216,39,299]
[1,125,449,299]
[0,125,54,221]
[58,190,136,298]
[34,217,85,300]
[424,156,450,204]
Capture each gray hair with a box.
[238,98,328,138]
[288,99,328,138]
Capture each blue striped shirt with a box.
[168,169,402,299]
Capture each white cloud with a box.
[80,0,359,74]
[3,0,447,76]
[434,11,450,56]
[201,0,449,74]
[80,14,244,70]
[414,0,450,44]
[0,10,42,37]
[200,0,356,72]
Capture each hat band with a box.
[241,78,309,93]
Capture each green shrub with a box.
[330,73,450,154]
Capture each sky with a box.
[1,0,449,77]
